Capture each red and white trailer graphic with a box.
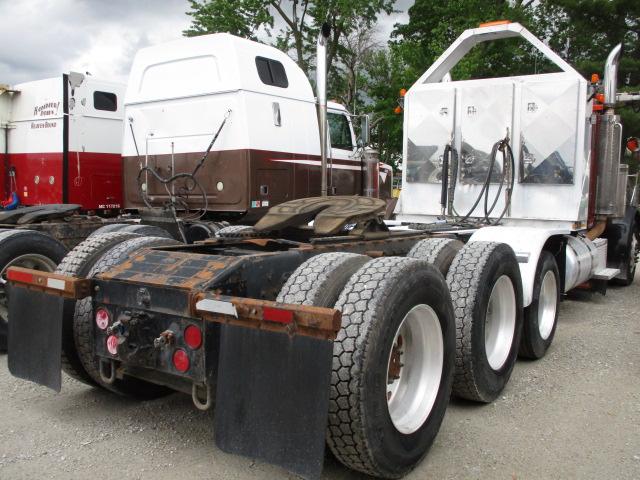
[1,73,124,211]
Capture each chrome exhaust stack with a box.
[603,43,621,108]
[595,43,624,217]
[317,23,331,196]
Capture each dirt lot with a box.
[1,281,639,480]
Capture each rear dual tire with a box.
[279,254,455,478]
[519,251,560,359]
[56,231,143,385]
[73,235,180,398]
[89,223,172,239]
[446,241,523,403]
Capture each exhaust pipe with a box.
[603,43,622,107]
[317,23,331,196]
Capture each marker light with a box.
[479,20,511,28]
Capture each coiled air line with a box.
[441,136,515,225]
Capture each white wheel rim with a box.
[484,275,516,371]
[538,271,557,340]
[386,304,444,435]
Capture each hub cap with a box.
[538,271,557,340]
[0,254,57,324]
[386,304,444,435]
[484,275,516,371]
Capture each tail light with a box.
[184,325,202,349]
[172,349,190,373]
[95,308,111,330]
[106,335,119,355]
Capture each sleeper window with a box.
[255,57,289,88]
[93,91,117,112]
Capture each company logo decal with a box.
[34,102,60,117]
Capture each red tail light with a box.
[106,335,119,355]
[184,325,202,349]
[95,308,111,330]
[172,349,190,373]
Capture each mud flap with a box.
[7,285,63,391]
[214,324,333,479]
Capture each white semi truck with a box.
[5,21,639,480]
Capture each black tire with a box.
[0,230,68,352]
[74,236,180,398]
[276,252,369,306]
[88,223,130,237]
[520,251,560,359]
[327,257,455,478]
[446,241,523,403]
[407,237,464,276]
[215,225,255,238]
[612,221,639,286]
[119,224,173,238]
[184,222,214,243]
[55,231,142,385]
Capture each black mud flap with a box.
[214,324,333,480]
[8,285,63,391]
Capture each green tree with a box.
[359,47,406,168]
[184,0,393,77]
[183,0,273,39]
[537,0,640,169]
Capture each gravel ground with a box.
[1,281,639,480]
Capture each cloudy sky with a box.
[0,0,412,86]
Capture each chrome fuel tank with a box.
[564,235,603,292]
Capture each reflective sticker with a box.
[262,200,269,207]
[195,299,238,318]
[46,278,66,290]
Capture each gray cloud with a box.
[0,0,413,86]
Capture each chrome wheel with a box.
[538,270,557,340]
[0,254,58,324]
[484,275,516,371]
[386,304,444,435]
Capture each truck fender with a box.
[469,226,569,307]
